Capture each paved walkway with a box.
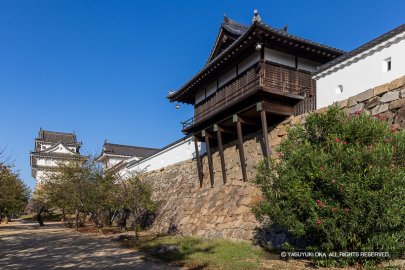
[0,220,178,270]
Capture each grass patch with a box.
[128,234,275,270]
[20,212,63,222]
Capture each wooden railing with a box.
[182,66,260,129]
[294,96,316,115]
[262,62,315,97]
[181,62,316,130]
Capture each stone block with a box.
[398,107,405,123]
[373,83,390,96]
[371,104,389,115]
[388,76,405,90]
[381,111,395,124]
[401,88,405,98]
[389,98,405,110]
[338,99,348,108]
[281,115,293,124]
[278,125,287,136]
[347,97,357,107]
[291,115,301,125]
[380,91,399,103]
[355,88,374,102]
[365,96,380,109]
[349,103,365,114]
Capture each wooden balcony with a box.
[182,62,316,132]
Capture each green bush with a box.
[253,106,405,267]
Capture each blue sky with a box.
[1,0,404,189]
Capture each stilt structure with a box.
[168,12,345,185]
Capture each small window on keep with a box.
[383,57,391,72]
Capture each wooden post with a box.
[193,136,203,187]
[260,110,271,157]
[215,127,227,184]
[235,118,248,182]
[204,131,215,187]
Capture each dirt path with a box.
[0,220,179,270]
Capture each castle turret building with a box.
[168,12,344,184]
[96,141,160,176]
[30,128,88,184]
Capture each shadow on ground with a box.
[0,221,177,270]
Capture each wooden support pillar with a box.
[193,136,204,187]
[234,116,248,182]
[214,125,227,184]
[260,110,271,157]
[203,130,215,188]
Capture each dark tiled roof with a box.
[168,17,345,103]
[36,129,78,144]
[102,142,160,158]
[206,16,248,64]
[222,16,248,36]
[258,22,346,56]
[314,23,405,75]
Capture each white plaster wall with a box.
[51,145,74,154]
[125,137,206,175]
[39,143,52,150]
[35,170,63,183]
[105,156,127,169]
[218,66,237,88]
[36,171,49,183]
[238,52,260,73]
[36,157,75,167]
[297,57,319,72]
[195,89,205,104]
[315,34,405,109]
[206,82,217,98]
[265,48,295,68]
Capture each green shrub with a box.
[253,106,405,267]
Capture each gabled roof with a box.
[207,16,249,63]
[35,142,77,155]
[168,15,345,104]
[314,23,405,76]
[100,142,160,159]
[36,128,79,145]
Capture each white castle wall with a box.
[315,32,405,109]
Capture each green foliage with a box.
[253,106,405,267]
[34,159,157,233]
[34,160,116,227]
[116,173,157,240]
[0,161,30,217]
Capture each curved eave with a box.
[167,23,258,104]
[30,152,89,160]
[168,22,345,104]
[35,139,82,147]
[96,153,131,162]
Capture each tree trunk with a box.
[133,209,139,244]
[75,209,79,230]
[134,224,139,244]
[37,206,45,226]
[61,209,66,228]
[119,209,130,230]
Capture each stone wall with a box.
[142,75,405,242]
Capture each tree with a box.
[0,152,30,222]
[35,158,157,237]
[35,161,100,228]
[253,106,405,267]
[116,172,157,243]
